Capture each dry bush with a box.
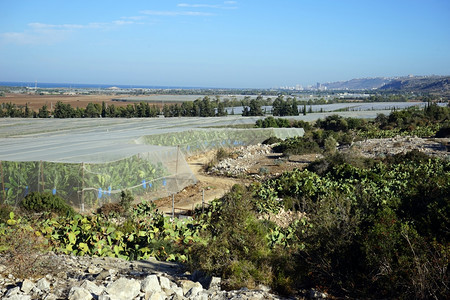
[0,224,51,279]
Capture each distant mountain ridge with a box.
[323,77,392,90]
[322,75,450,93]
[378,76,450,93]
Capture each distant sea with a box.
[0,81,208,90]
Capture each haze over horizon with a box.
[1,0,449,89]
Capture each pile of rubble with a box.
[208,144,272,177]
[351,136,449,159]
[0,252,291,300]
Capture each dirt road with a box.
[154,150,242,215]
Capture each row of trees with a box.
[4,97,444,119]
[0,101,162,118]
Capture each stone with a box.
[36,278,51,291]
[5,294,31,300]
[178,280,203,295]
[147,291,165,300]
[87,265,103,274]
[68,287,93,300]
[185,284,203,298]
[21,279,35,294]
[5,286,20,297]
[309,288,327,299]
[141,274,162,293]
[208,276,222,290]
[158,275,171,291]
[81,279,104,296]
[256,284,270,292]
[171,285,184,299]
[96,270,111,281]
[105,277,140,299]
[196,292,209,300]
[43,293,59,300]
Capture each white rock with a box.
[5,294,31,300]
[147,291,166,300]
[43,293,58,300]
[158,275,171,291]
[208,277,221,290]
[21,279,35,294]
[6,286,20,296]
[81,280,104,296]
[88,265,103,274]
[105,277,140,299]
[171,285,184,298]
[36,278,51,291]
[141,274,161,293]
[185,284,203,298]
[179,280,202,295]
[68,286,93,300]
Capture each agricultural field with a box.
[0,93,132,111]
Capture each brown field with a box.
[0,93,170,111]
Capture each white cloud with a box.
[0,19,138,45]
[121,16,147,21]
[140,10,214,16]
[0,29,68,45]
[177,2,238,9]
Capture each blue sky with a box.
[1,0,449,88]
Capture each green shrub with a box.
[96,202,124,217]
[434,122,450,138]
[204,148,231,172]
[20,192,74,216]
[272,136,321,155]
[119,190,134,212]
[189,184,273,289]
[262,136,282,145]
[0,204,15,223]
[324,136,337,154]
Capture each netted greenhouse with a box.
[0,117,304,210]
[137,127,305,155]
[0,144,196,211]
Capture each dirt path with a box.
[154,147,320,216]
[154,150,242,215]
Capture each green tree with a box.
[272,95,284,116]
[38,104,50,118]
[101,101,107,117]
[217,101,227,116]
[84,102,101,118]
[53,101,75,118]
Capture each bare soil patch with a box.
[0,93,170,111]
[155,146,320,215]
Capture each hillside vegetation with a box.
[379,76,450,98]
[0,105,449,299]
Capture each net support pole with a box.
[202,189,205,214]
[175,145,180,191]
[81,162,85,213]
[0,161,4,202]
[172,194,175,220]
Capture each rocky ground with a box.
[349,136,449,159]
[1,136,448,300]
[0,252,293,300]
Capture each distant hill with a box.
[322,77,392,90]
[321,76,450,97]
[378,76,450,94]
